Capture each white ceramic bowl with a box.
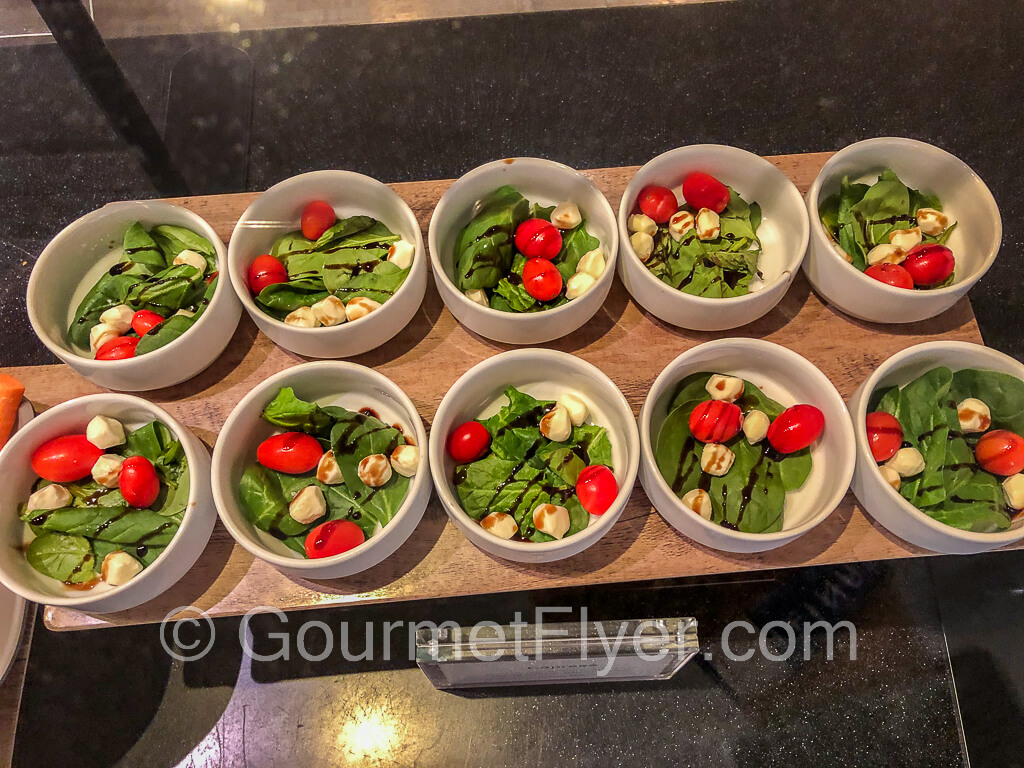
[804,137,1001,324]
[0,395,216,613]
[618,145,808,331]
[227,170,427,358]
[428,158,618,344]
[849,341,1024,554]
[429,349,640,563]
[27,201,241,391]
[212,362,431,579]
[639,339,856,553]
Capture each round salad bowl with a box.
[617,144,808,331]
[804,137,1001,324]
[211,362,431,579]
[429,349,640,563]
[428,157,618,345]
[849,341,1024,554]
[639,338,856,553]
[226,170,427,358]
[0,394,215,613]
[27,201,240,391]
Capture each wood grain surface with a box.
[0,152,1008,632]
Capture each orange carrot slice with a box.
[0,373,26,448]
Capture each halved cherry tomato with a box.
[767,404,825,453]
[257,432,324,474]
[637,185,678,223]
[689,400,742,443]
[903,243,955,287]
[522,258,563,302]
[31,435,103,482]
[576,464,618,515]
[865,411,903,463]
[95,336,139,360]
[119,455,160,508]
[514,218,562,260]
[305,519,365,559]
[865,263,914,289]
[974,430,1024,476]
[301,200,337,241]
[681,172,730,214]
[247,254,288,295]
[131,310,164,336]
[448,421,491,464]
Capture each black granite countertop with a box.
[2,2,1023,766]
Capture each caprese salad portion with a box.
[237,387,419,558]
[19,416,189,589]
[71,223,218,359]
[819,169,957,290]
[655,373,824,533]
[453,185,607,312]
[245,200,415,328]
[448,386,618,541]
[867,367,1024,532]
[628,172,764,298]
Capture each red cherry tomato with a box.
[256,432,324,474]
[522,258,564,302]
[95,336,139,360]
[637,185,679,223]
[688,400,742,443]
[903,243,955,287]
[305,519,365,559]
[300,200,337,241]
[247,254,288,295]
[865,411,903,463]
[448,421,491,464]
[865,263,914,289]
[514,218,562,260]
[119,455,160,508]
[131,310,164,336]
[576,464,618,515]
[681,172,731,214]
[974,430,1024,476]
[31,435,103,483]
[767,405,825,453]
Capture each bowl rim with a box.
[225,169,425,334]
[427,156,619,321]
[639,338,856,542]
[26,200,231,371]
[806,136,1002,299]
[853,340,1024,544]
[618,143,810,307]
[210,360,431,570]
[0,393,206,607]
[428,347,641,554]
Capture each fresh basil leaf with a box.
[313,216,375,249]
[238,465,310,539]
[552,220,600,282]
[22,506,180,545]
[122,222,168,273]
[272,232,315,259]
[254,278,329,319]
[150,225,217,271]
[262,387,335,437]
[27,533,97,583]
[454,185,528,291]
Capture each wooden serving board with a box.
[2,152,1011,632]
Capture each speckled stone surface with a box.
[16,562,965,767]
[3,1,1024,765]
